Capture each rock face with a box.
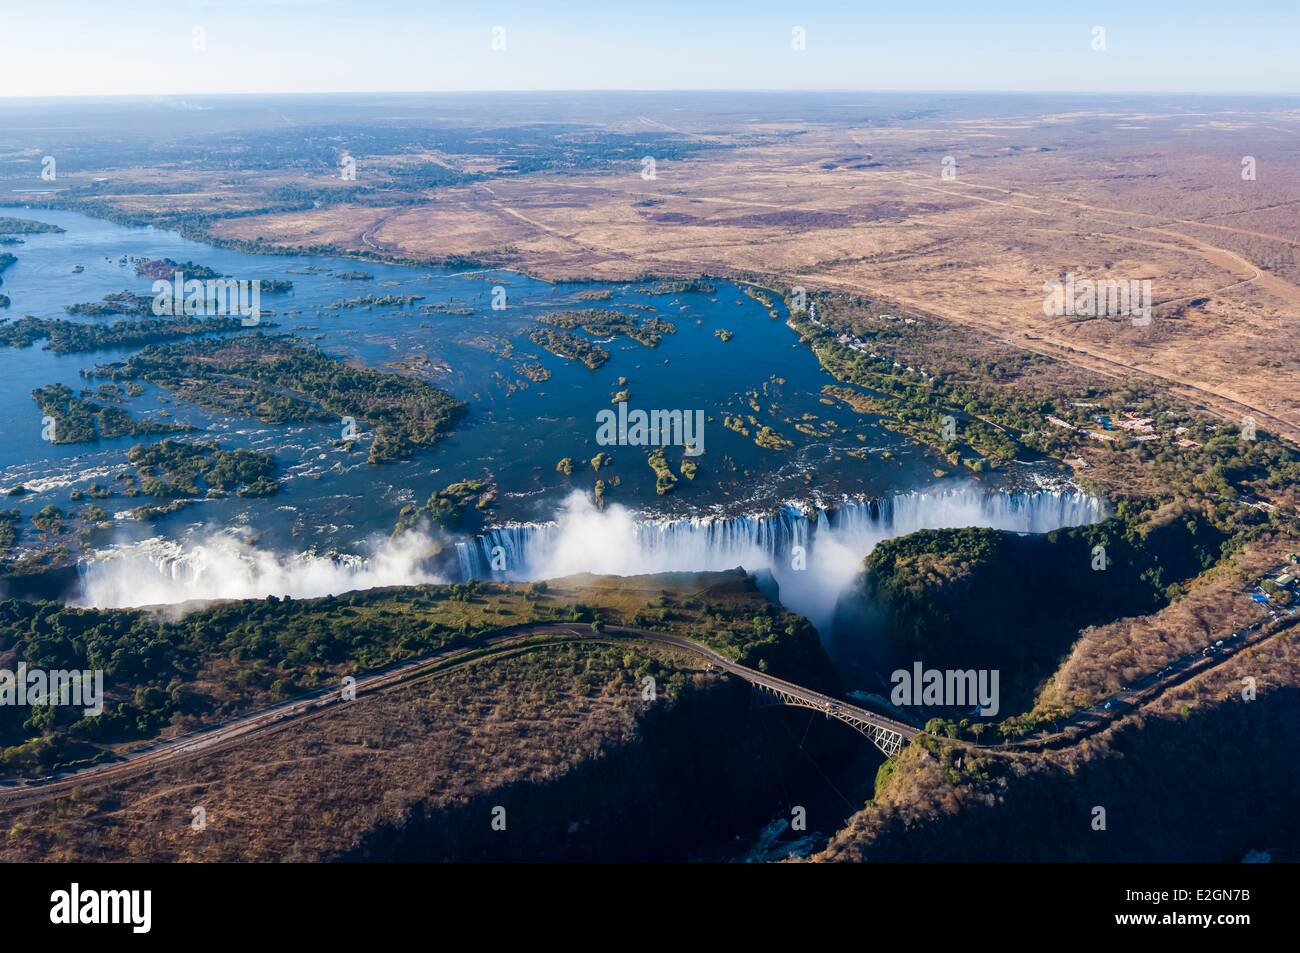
[340,677,855,862]
[0,614,860,863]
[836,511,1226,716]
[818,683,1300,863]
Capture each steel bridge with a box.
[748,681,916,757]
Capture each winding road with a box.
[2,601,1295,808]
[0,623,913,808]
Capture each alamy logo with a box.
[50,883,151,933]
[0,664,102,716]
[1043,272,1151,326]
[152,270,262,325]
[596,403,704,456]
[891,663,1000,716]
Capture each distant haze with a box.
[2,0,1297,98]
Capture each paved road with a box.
[0,626,579,807]
[969,592,1299,751]
[613,624,919,743]
[0,622,915,808]
[1,603,1294,806]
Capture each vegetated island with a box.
[527,327,610,370]
[0,314,262,354]
[91,334,467,463]
[30,383,193,444]
[126,439,280,503]
[133,256,294,294]
[65,290,156,317]
[0,217,65,237]
[394,478,496,534]
[538,309,676,347]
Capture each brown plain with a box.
[179,106,1300,442]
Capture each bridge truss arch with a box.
[750,682,909,758]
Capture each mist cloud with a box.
[77,528,446,610]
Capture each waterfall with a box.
[76,529,446,609]
[74,486,1104,623]
[456,487,1105,631]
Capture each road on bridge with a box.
[0,622,916,808]
[1,609,1294,806]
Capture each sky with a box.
[1,0,1297,98]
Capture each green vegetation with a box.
[722,415,750,437]
[824,384,1015,469]
[863,510,1227,724]
[122,498,201,521]
[134,257,221,281]
[30,383,191,444]
[527,327,610,369]
[0,217,64,236]
[92,334,466,463]
[796,289,1300,744]
[538,310,676,347]
[0,570,832,778]
[132,258,292,294]
[126,439,279,500]
[78,504,112,528]
[0,314,256,354]
[68,483,111,502]
[30,506,64,536]
[644,278,716,295]
[322,293,423,311]
[795,293,1300,540]
[65,290,154,317]
[753,424,793,451]
[647,448,678,495]
[519,361,550,383]
[395,478,494,532]
[0,510,19,561]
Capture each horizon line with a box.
[3,87,1299,103]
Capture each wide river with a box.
[0,205,1101,625]
[2,204,1105,861]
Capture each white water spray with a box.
[77,529,445,609]
[75,488,1103,626]
[456,488,1105,631]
